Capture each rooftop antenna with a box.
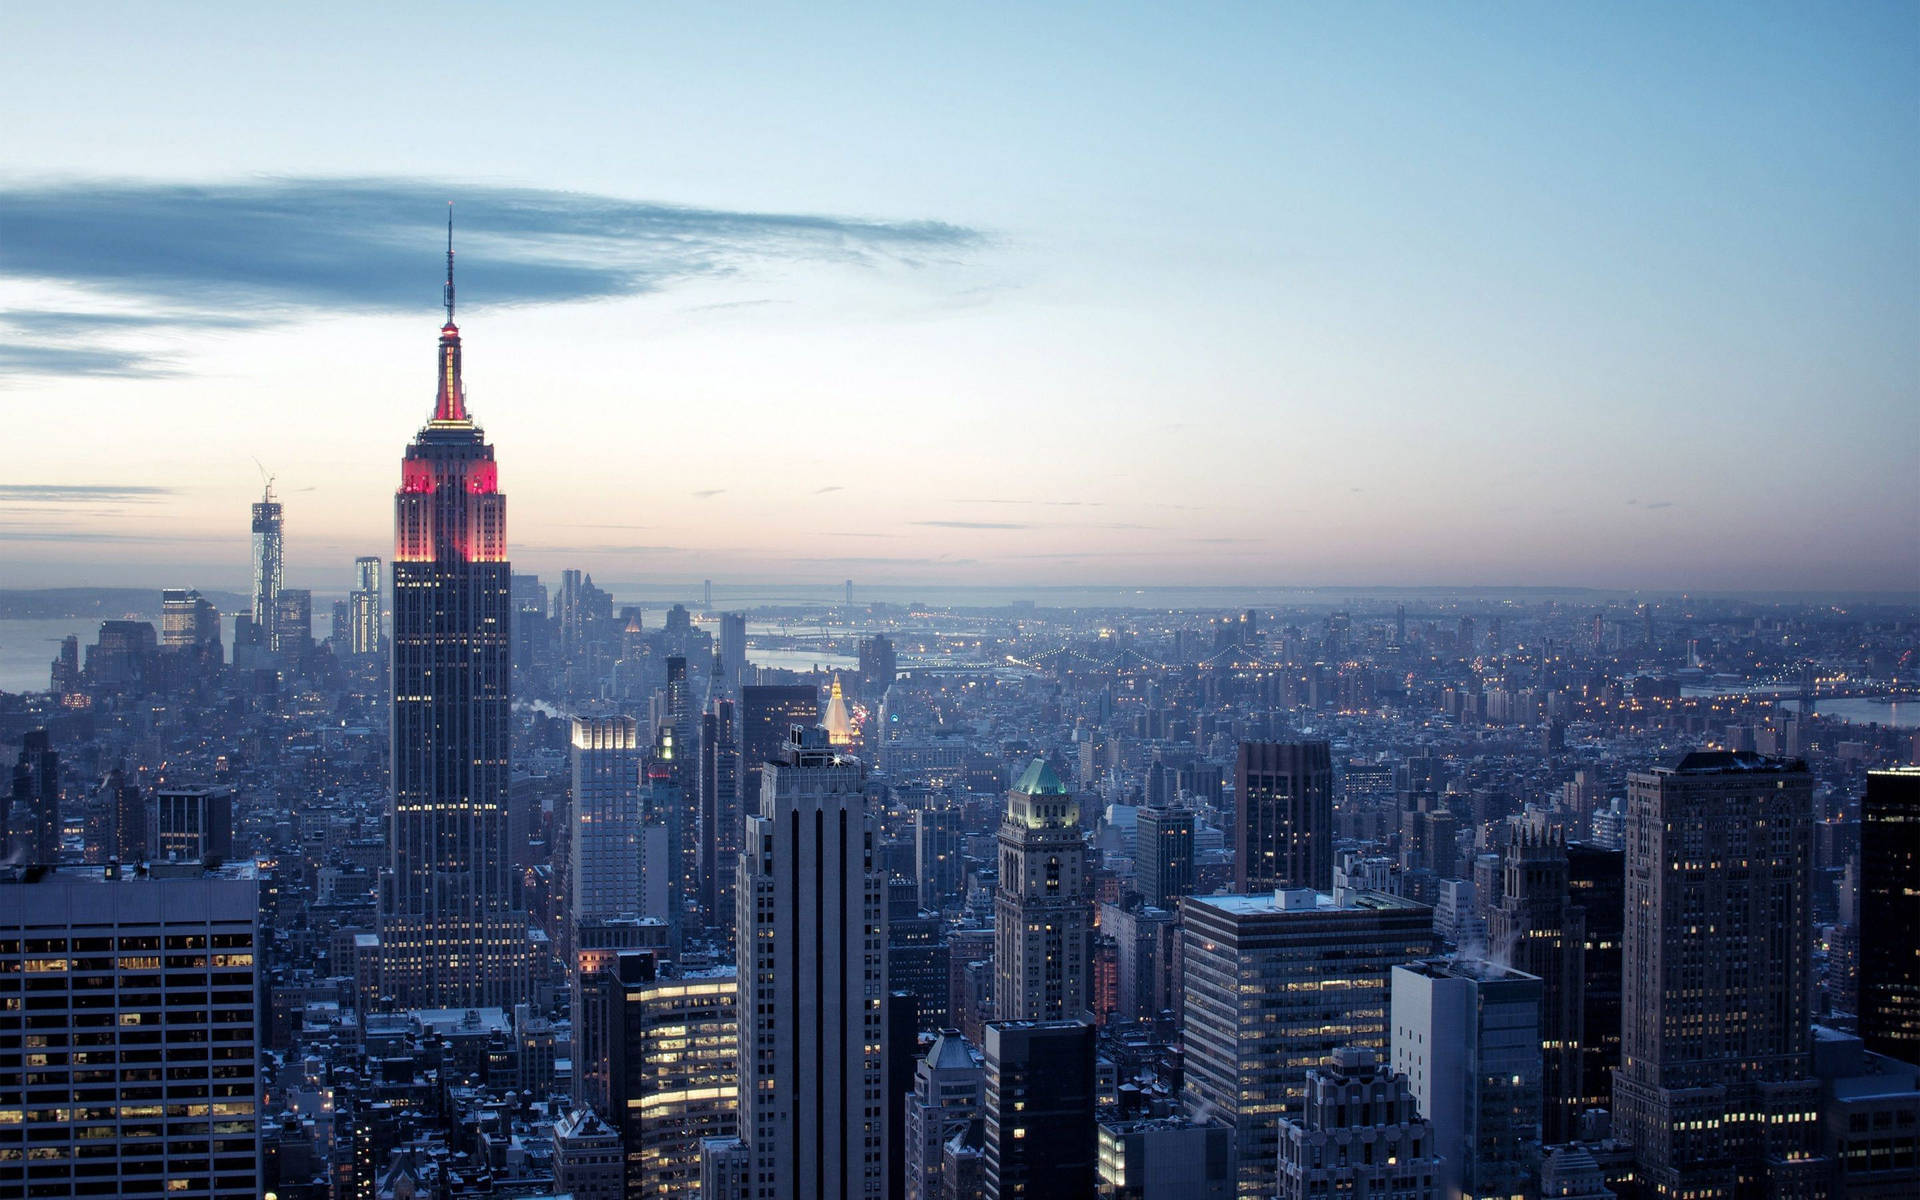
[252,456,275,502]
[443,202,456,324]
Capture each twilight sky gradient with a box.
[2,3,1915,594]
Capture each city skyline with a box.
[2,4,1915,595]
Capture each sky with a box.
[1,2,1915,596]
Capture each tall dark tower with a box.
[377,214,528,1007]
[1613,751,1823,1198]
[1860,767,1920,1061]
[1234,740,1334,892]
[1488,824,1585,1144]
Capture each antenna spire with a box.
[443,203,456,325]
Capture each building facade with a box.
[377,245,528,1008]
[993,759,1091,1022]
[1276,1047,1440,1200]
[1234,740,1334,893]
[734,726,887,1199]
[1180,888,1435,1200]
[1859,768,1920,1063]
[1612,751,1825,1199]
[983,1020,1097,1200]
[0,864,261,1199]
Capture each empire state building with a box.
[377,219,528,1007]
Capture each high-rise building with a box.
[349,555,383,655]
[1860,768,1920,1062]
[0,863,261,1198]
[1566,841,1624,1117]
[737,684,819,821]
[1391,958,1544,1200]
[1097,1115,1233,1200]
[273,587,312,656]
[1133,805,1195,910]
[719,612,748,685]
[577,951,740,1199]
[1612,751,1825,1199]
[994,759,1091,1022]
[1276,1047,1440,1200]
[377,230,528,1009]
[110,770,146,863]
[903,1028,984,1200]
[734,726,886,1199]
[1488,824,1585,1144]
[914,803,964,911]
[699,695,739,938]
[153,785,234,863]
[161,587,220,647]
[7,729,60,865]
[983,1020,1098,1200]
[858,634,896,696]
[250,479,283,652]
[1181,888,1435,1199]
[569,716,643,930]
[1234,740,1334,892]
[552,1108,624,1200]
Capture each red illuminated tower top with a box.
[434,204,466,423]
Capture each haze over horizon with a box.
[3,4,1915,595]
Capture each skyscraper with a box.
[350,555,383,655]
[699,695,740,938]
[734,725,887,1199]
[0,862,262,1199]
[737,684,819,823]
[377,225,528,1008]
[1181,888,1435,1199]
[576,951,741,1199]
[903,1028,985,1200]
[1612,751,1824,1199]
[250,479,283,653]
[1488,824,1586,1144]
[7,729,60,865]
[719,611,748,684]
[983,1020,1098,1200]
[994,759,1091,1022]
[1134,804,1195,910]
[161,587,220,648]
[569,716,643,930]
[1234,740,1334,892]
[1859,767,1920,1062]
[1276,1047,1440,1200]
[153,785,234,863]
[1391,958,1544,1200]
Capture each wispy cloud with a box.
[0,176,986,378]
[913,520,1031,530]
[814,485,844,495]
[0,484,178,504]
[692,489,727,499]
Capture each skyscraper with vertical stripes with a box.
[376,217,528,1008]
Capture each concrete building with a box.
[1612,751,1826,1199]
[552,1107,624,1200]
[153,785,234,863]
[0,863,261,1199]
[1859,768,1920,1063]
[1391,958,1544,1200]
[1488,824,1585,1143]
[1133,805,1195,910]
[1234,740,1334,892]
[1181,887,1435,1199]
[993,759,1091,1022]
[1276,1047,1440,1200]
[734,726,886,1199]
[903,1028,984,1200]
[1098,1115,1232,1200]
[983,1020,1097,1200]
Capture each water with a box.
[1779,698,1920,730]
[0,618,107,693]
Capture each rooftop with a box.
[1187,888,1429,917]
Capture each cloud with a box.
[0,484,178,504]
[954,498,1102,508]
[0,343,176,378]
[692,489,727,499]
[913,520,1032,530]
[0,176,986,377]
[814,485,844,494]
